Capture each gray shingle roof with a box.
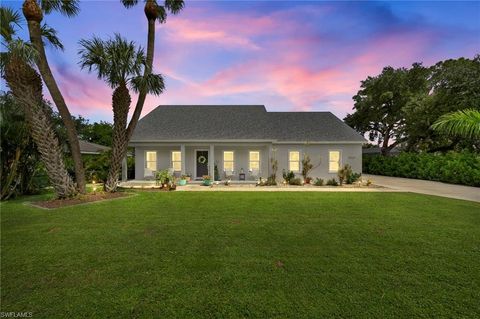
[268,112,365,142]
[130,105,365,143]
[79,140,110,154]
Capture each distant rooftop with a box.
[79,140,110,154]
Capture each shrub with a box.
[337,164,353,185]
[363,151,480,186]
[156,169,174,185]
[326,178,339,186]
[282,170,295,183]
[314,178,324,186]
[83,152,110,183]
[289,178,302,185]
[266,176,277,186]
[301,155,313,181]
[347,172,362,184]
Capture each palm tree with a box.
[78,34,165,192]
[21,0,86,193]
[431,109,480,140]
[1,6,77,198]
[120,0,184,140]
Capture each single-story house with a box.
[129,105,365,181]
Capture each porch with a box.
[131,143,273,181]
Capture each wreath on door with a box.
[198,155,207,164]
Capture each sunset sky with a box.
[3,0,480,122]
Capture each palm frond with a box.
[165,0,184,14]
[0,39,39,75]
[40,23,64,50]
[40,0,79,17]
[121,0,139,8]
[78,36,108,80]
[78,34,146,89]
[0,6,23,42]
[131,73,164,95]
[431,109,480,139]
[155,4,166,23]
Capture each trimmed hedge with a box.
[363,152,480,187]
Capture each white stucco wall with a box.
[133,142,362,181]
[272,144,362,180]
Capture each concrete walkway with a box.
[363,174,480,203]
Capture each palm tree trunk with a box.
[105,84,131,192]
[23,1,86,193]
[126,18,155,141]
[4,58,77,198]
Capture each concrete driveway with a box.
[364,174,480,202]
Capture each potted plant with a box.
[155,169,170,187]
[178,175,188,186]
[202,175,212,186]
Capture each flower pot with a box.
[178,179,187,186]
[203,179,212,186]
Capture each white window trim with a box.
[288,150,301,173]
[171,150,182,172]
[328,150,342,173]
[249,150,260,172]
[145,150,157,172]
[223,150,235,173]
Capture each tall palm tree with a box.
[431,109,480,140]
[1,6,77,198]
[78,34,165,192]
[120,0,184,140]
[21,0,86,193]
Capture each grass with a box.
[1,191,479,318]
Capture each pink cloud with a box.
[47,64,114,120]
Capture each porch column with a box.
[268,144,273,176]
[121,156,128,182]
[180,144,186,175]
[209,144,215,179]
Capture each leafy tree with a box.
[404,56,480,151]
[344,63,429,155]
[0,91,46,199]
[78,34,164,192]
[0,6,76,198]
[81,121,114,146]
[22,0,86,193]
[50,112,114,147]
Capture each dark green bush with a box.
[282,170,296,183]
[347,172,362,184]
[289,178,303,186]
[314,178,324,186]
[363,152,480,186]
[326,178,339,186]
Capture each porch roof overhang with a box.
[129,139,365,147]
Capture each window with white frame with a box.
[329,150,341,172]
[171,151,181,171]
[249,151,260,171]
[145,151,157,171]
[288,151,300,172]
[223,151,234,172]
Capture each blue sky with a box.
[2,0,479,122]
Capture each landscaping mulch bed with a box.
[31,192,132,209]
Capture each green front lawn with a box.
[1,192,479,318]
